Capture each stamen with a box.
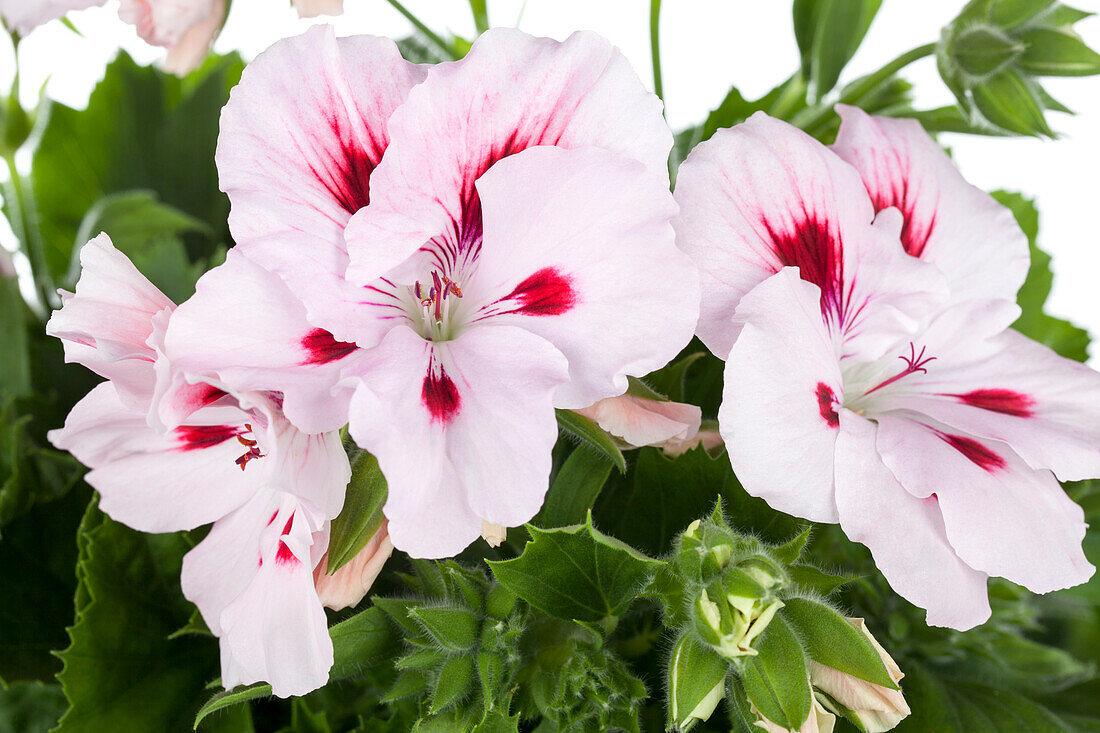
[415,271,464,323]
[863,342,937,397]
[234,423,266,470]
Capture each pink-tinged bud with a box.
[313,521,393,611]
[573,393,702,450]
[808,618,910,733]
[292,0,343,18]
[663,427,724,457]
[481,520,507,548]
[751,683,836,733]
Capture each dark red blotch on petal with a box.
[500,267,577,316]
[175,425,239,451]
[765,217,846,320]
[275,514,300,567]
[951,388,1035,418]
[308,111,384,216]
[816,382,840,428]
[422,368,461,424]
[301,328,358,365]
[937,431,1007,473]
[872,180,936,258]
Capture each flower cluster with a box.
[45,20,1100,706]
[48,26,700,696]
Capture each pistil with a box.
[863,342,936,397]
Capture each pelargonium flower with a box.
[0,0,101,35]
[217,27,699,558]
[47,234,350,694]
[118,0,226,75]
[674,113,1097,629]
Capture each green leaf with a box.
[667,633,727,731]
[57,499,220,732]
[793,0,882,101]
[1018,27,1100,76]
[326,450,388,573]
[73,190,211,302]
[993,190,1090,361]
[487,513,660,622]
[535,447,613,528]
[32,53,243,284]
[739,616,811,730]
[780,598,897,689]
[643,351,706,403]
[554,410,626,473]
[0,276,29,397]
[594,446,801,557]
[0,681,67,733]
[194,605,400,727]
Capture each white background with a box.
[2,0,1098,361]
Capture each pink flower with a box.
[47,234,350,695]
[293,0,342,18]
[118,0,226,76]
[675,113,1097,630]
[0,0,102,35]
[218,28,699,558]
[573,393,702,450]
[313,520,393,611]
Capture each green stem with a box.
[384,0,457,60]
[649,0,664,103]
[4,155,54,314]
[469,0,489,34]
[789,42,936,133]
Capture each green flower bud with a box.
[667,633,728,732]
[937,0,1100,136]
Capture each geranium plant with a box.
[1,1,1099,731]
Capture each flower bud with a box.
[750,686,836,733]
[667,633,728,731]
[692,578,784,660]
[808,618,910,732]
[572,392,701,451]
[313,520,393,611]
[937,0,1100,135]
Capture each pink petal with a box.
[118,0,213,47]
[165,251,357,434]
[834,410,991,630]
[721,268,844,524]
[876,415,1093,594]
[344,28,670,287]
[0,0,102,34]
[885,314,1100,481]
[46,234,173,407]
[468,146,699,408]
[217,25,426,339]
[573,393,701,448]
[313,520,392,611]
[48,383,264,532]
[347,324,569,558]
[674,113,945,361]
[833,105,1029,304]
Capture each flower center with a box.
[412,270,465,341]
[234,423,266,471]
[862,342,936,397]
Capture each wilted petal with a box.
[165,251,357,434]
[345,27,671,286]
[217,25,425,342]
[834,410,991,630]
[833,105,1029,304]
[721,268,844,524]
[875,414,1093,594]
[469,146,699,408]
[347,324,569,558]
[313,520,393,611]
